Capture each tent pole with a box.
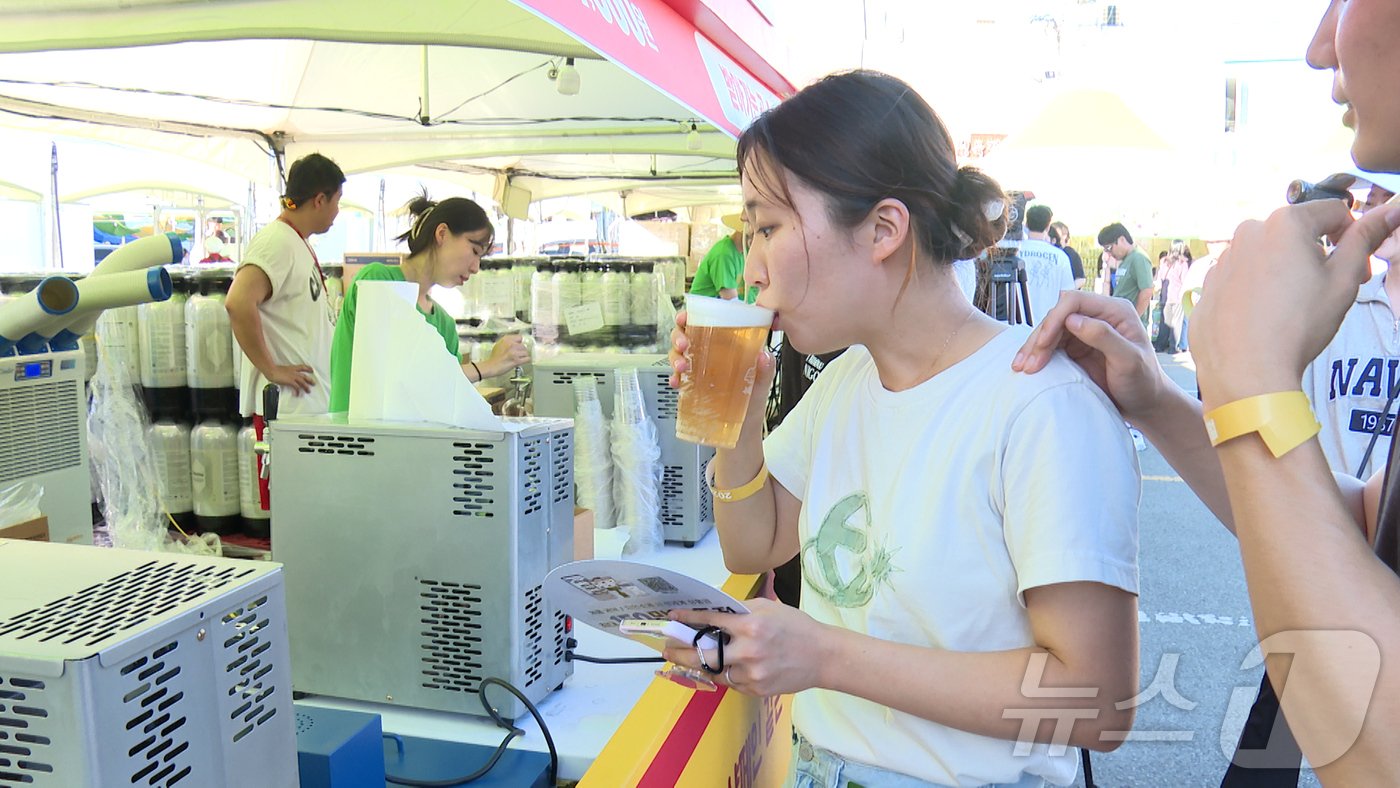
[378,178,387,251]
[50,143,64,270]
[420,46,431,126]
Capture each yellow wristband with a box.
[1203,391,1320,458]
[705,459,770,503]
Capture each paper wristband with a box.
[1203,391,1321,458]
[705,459,770,503]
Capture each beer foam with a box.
[684,294,774,328]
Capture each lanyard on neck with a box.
[279,216,336,326]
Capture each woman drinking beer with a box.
[665,71,1141,787]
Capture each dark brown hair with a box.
[396,194,494,256]
[737,71,1007,268]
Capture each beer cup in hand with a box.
[675,295,774,450]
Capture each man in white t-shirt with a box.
[1015,204,1075,326]
[227,153,345,418]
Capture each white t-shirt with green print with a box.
[764,327,1140,787]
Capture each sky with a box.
[768,0,1333,141]
[760,0,1350,237]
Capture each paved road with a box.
[1066,353,1321,787]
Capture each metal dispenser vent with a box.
[521,438,544,517]
[120,641,194,786]
[523,587,545,688]
[418,580,484,693]
[450,442,498,519]
[550,432,573,505]
[552,611,568,667]
[0,561,254,648]
[649,373,679,421]
[219,594,280,745]
[660,466,687,531]
[547,370,605,388]
[293,433,375,457]
[697,463,713,523]
[0,675,54,785]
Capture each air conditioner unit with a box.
[0,539,297,787]
[532,353,714,547]
[0,349,92,545]
[269,414,575,720]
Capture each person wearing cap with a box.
[1013,3,1400,782]
[690,214,754,301]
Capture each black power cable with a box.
[384,677,557,787]
[567,653,666,665]
[382,644,670,785]
[0,79,695,128]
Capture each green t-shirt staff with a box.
[690,214,757,303]
[327,195,530,412]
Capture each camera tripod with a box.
[979,247,1035,327]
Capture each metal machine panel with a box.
[0,539,297,787]
[533,353,714,546]
[269,415,574,720]
[0,350,92,545]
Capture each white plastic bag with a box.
[0,482,43,529]
[573,378,615,529]
[610,368,663,556]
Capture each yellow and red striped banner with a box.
[580,573,792,788]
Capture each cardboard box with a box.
[0,516,49,542]
[573,507,594,561]
[342,252,405,286]
[632,221,690,258]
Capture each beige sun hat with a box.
[721,213,745,232]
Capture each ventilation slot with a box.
[549,371,606,387]
[219,594,280,747]
[650,375,679,421]
[118,642,192,787]
[697,462,713,524]
[521,438,544,516]
[550,432,573,505]
[0,379,82,484]
[295,433,375,457]
[660,465,686,530]
[450,442,497,518]
[0,562,256,648]
[419,580,484,693]
[523,586,545,688]
[552,610,568,667]
[0,675,52,784]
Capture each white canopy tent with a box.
[0,0,788,267]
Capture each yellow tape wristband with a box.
[705,459,770,503]
[1203,391,1321,458]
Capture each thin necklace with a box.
[925,308,975,380]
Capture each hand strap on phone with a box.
[693,626,728,674]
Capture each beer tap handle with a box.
[263,384,280,422]
[257,384,278,481]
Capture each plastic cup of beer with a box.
[676,295,774,449]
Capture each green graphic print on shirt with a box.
[800,492,897,608]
